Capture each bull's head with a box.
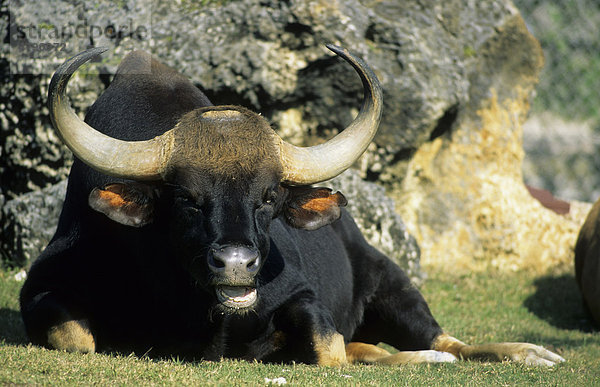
[48,45,382,311]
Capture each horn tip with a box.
[325,43,345,56]
[75,46,109,63]
[89,46,109,56]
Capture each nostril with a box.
[213,257,226,269]
[246,256,260,273]
[208,250,226,272]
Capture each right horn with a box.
[48,47,173,181]
[278,44,383,185]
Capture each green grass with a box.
[1,267,599,385]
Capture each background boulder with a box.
[393,13,589,273]
[1,181,67,267]
[1,0,590,276]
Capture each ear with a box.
[88,183,155,227]
[284,187,347,231]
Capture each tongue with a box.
[222,286,251,298]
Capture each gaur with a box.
[20,45,564,366]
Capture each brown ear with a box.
[88,183,155,227]
[284,187,347,231]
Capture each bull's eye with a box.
[185,204,201,213]
[176,195,202,213]
[263,190,277,206]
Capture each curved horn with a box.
[279,44,383,185]
[48,47,173,180]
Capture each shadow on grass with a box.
[0,308,28,345]
[524,274,597,333]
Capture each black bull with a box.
[20,45,564,366]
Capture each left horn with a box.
[278,44,383,185]
[48,47,173,180]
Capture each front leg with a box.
[271,296,347,366]
[21,291,96,353]
[433,333,565,366]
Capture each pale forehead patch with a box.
[167,106,283,180]
[201,110,244,120]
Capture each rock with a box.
[1,180,67,268]
[4,0,543,197]
[2,0,148,199]
[3,0,589,274]
[394,14,588,273]
[0,72,74,199]
[328,170,423,284]
[0,192,4,258]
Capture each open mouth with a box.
[216,286,257,309]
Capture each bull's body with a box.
[20,47,563,366]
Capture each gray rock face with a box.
[148,0,518,186]
[0,73,72,199]
[3,0,525,198]
[2,0,559,276]
[1,180,67,268]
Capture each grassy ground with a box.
[1,267,599,385]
